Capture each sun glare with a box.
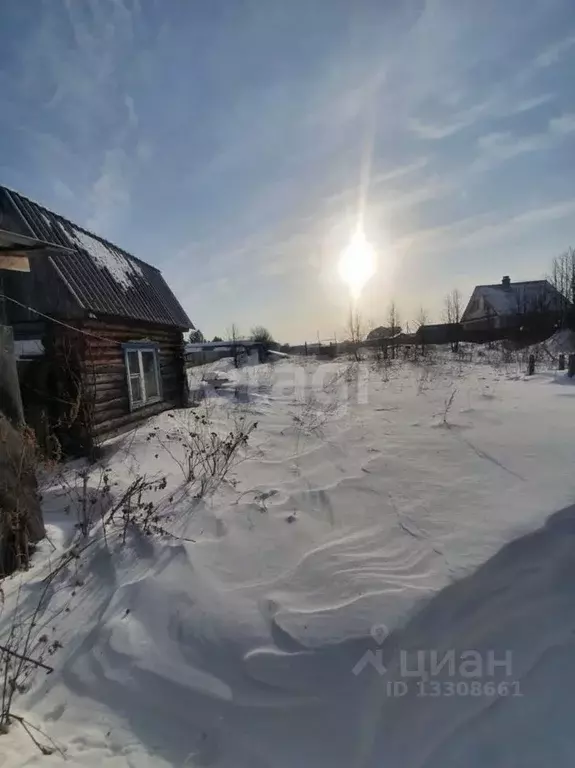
[338,226,377,301]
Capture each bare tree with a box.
[416,307,428,328]
[443,289,462,324]
[346,309,365,361]
[387,300,401,332]
[226,323,242,367]
[548,247,575,325]
[226,323,241,342]
[416,307,429,355]
[387,300,401,359]
[443,289,462,351]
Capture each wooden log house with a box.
[0,186,192,456]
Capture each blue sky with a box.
[1,0,574,342]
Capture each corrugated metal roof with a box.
[0,186,192,329]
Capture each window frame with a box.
[122,342,162,411]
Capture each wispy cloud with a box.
[463,198,575,248]
[52,178,75,202]
[408,104,488,140]
[472,113,575,171]
[5,0,146,233]
[374,177,452,218]
[512,93,556,114]
[393,196,575,257]
[371,158,429,185]
[549,113,575,135]
[409,91,554,141]
[474,131,548,166]
[125,95,138,129]
[320,158,429,210]
[87,148,131,232]
[534,32,575,68]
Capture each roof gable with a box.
[463,280,568,320]
[0,186,192,329]
[479,280,564,315]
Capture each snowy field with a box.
[3,351,575,767]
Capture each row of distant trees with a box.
[550,247,575,316]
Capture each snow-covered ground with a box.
[3,352,575,767]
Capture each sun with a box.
[338,226,377,301]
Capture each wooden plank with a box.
[83,355,126,366]
[83,348,181,363]
[83,329,181,341]
[85,343,181,356]
[92,382,128,397]
[84,324,182,340]
[93,396,128,413]
[87,370,181,390]
[0,253,30,272]
[86,367,126,381]
[93,400,173,436]
[84,328,182,341]
[93,407,129,424]
[84,319,178,332]
[93,394,184,423]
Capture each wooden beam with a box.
[0,227,74,252]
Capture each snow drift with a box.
[2,356,575,766]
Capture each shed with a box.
[0,186,192,456]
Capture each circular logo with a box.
[370,623,389,645]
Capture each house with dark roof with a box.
[0,186,192,455]
[461,276,569,333]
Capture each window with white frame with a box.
[124,346,162,409]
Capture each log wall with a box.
[17,317,186,456]
[80,318,187,441]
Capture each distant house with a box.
[0,186,192,456]
[461,276,568,332]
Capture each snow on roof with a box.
[477,280,564,315]
[0,185,192,327]
[62,222,144,291]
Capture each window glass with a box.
[142,351,159,399]
[129,373,142,403]
[127,350,139,375]
[124,347,161,408]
